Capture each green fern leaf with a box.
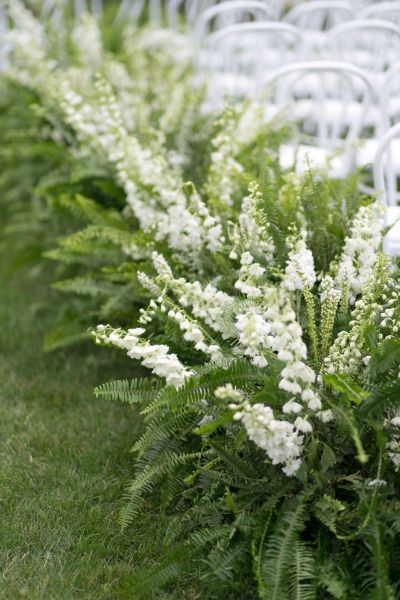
[94,378,162,404]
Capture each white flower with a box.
[294,417,313,433]
[283,235,316,292]
[335,204,384,303]
[368,479,387,487]
[94,325,192,389]
[215,384,244,402]
[237,183,275,261]
[72,13,103,68]
[146,255,235,334]
[317,409,333,423]
[235,251,265,299]
[232,401,304,476]
[263,287,320,413]
[282,400,303,414]
[168,308,224,365]
[236,311,270,367]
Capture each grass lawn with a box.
[0,225,167,598]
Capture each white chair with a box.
[204,22,302,106]
[195,1,274,40]
[284,1,355,56]
[358,2,400,27]
[263,61,375,178]
[284,1,354,31]
[356,62,400,169]
[326,20,400,75]
[168,0,220,26]
[381,62,400,129]
[115,0,212,27]
[373,122,400,255]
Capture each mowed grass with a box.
[0,229,166,598]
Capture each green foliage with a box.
[259,499,307,600]
[2,4,400,599]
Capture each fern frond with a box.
[363,520,396,600]
[53,277,120,297]
[94,378,162,404]
[120,451,205,529]
[56,193,126,228]
[289,540,316,600]
[260,498,306,600]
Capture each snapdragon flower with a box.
[379,285,400,337]
[5,0,52,86]
[234,252,265,299]
[263,287,321,413]
[205,108,244,209]
[72,12,103,69]
[283,233,316,292]
[149,253,234,333]
[325,255,391,375]
[237,182,275,261]
[335,203,384,302]
[167,309,224,364]
[61,79,224,257]
[318,274,342,359]
[94,325,192,389]
[232,401,304,476]
[236,311,270,367]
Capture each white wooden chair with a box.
[204,21,302,107]
[115,0,213,28]
[195,1,275,40]
[356,62,400,169]
[326,20,400,75]
[284,1,354,31]
[284,1,354,54]
[358,2,400,27]
[373,122,400,255]
[263,61,375,178]
[167,0,215,27]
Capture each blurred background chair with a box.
[203,21,302,107]
[373,122,400,255]
[263,61,375,178]
[326,20,400,76]
[358,2,400,27]
[195,1,275,40]
[356,62,400,173]
[283,1,354,53]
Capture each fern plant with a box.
[3,3,400,599]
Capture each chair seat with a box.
[209,71,261,98]
[357,138,400,169]
[279,143,350,178]
[384,206,400,256]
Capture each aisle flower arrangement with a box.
[2,2,400,598]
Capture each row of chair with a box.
[3,0,398,28]
[197,1,400,38]
[189,3,400,255]
[201,17,400,84]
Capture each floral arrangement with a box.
[2,2,400,598]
